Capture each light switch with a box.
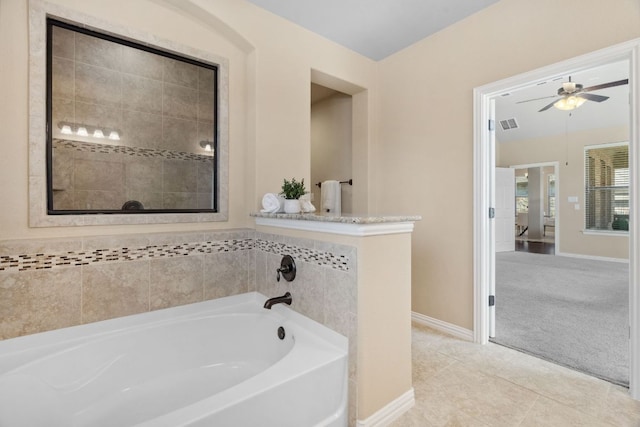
[574,204,580,210]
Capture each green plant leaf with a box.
[280,177,306,199]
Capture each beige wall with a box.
[499,126,629,259]
[190,0,377,208]
[255,225,413,421]
[376,0,640,330]
[0,0,376,240]
[1,0,250,237]
[311,93,353,213]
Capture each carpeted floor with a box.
[493,251,629,386]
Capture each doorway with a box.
[473,39,640,398]
[512,163,558,255]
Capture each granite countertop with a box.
[250,212,422,224]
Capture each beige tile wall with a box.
[51,26,216,150]
[50,24,216,211]
[254,231,358,427]
[0,229,356,341]
[51,140,214,210]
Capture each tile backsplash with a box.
[0,229,356,341]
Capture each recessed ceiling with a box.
[246,0,500,60]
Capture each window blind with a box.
[584,143,629,231]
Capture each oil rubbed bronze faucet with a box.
[263,292,292,309]
[276,255,296,282]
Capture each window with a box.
[584,143,629,232]
[547,174,556,218]
[515,175,528,213]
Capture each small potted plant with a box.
[280,178,306,214]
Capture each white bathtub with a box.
[0,292,348,427]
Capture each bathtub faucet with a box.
[263,292,292,309]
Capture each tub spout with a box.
[263,292,292,309]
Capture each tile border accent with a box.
[255,238,351,272]
[0,238,253,273]
[0,236,352,273]
[54,139,215,163]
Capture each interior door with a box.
[489,99,496,338]
[495,167,516,252]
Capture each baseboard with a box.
[356,388,415,427]
[556,251,629,263]
[411,311,474,342]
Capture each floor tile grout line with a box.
[514,389,540,427]
[412,326,632,427]
[412,326,616,419]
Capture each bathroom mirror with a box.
[46,18,218,214]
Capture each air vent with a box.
[499,118,519,130]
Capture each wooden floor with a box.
[515,239,555,255]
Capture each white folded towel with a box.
[299,195,316,213]
[260,193,284,213]
[321,180,341,215]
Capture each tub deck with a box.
[0,292,348,427]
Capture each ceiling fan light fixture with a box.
[554,95,587,111]
[562,81,577,93]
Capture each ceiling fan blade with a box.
[516,95,557,104]
[578,93,609,102]
[582,79,629,92]
[538,99,559,112]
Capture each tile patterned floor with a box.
[391,324,640,427]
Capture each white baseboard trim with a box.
[356,388,415,427]
[556,251,629,263]
[412,311,474,342]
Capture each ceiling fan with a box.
[517,77,629,112]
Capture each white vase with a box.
[283,199,301,214]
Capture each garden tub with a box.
[0,292,348,426]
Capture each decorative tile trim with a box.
[0,238,253,273]
[0,236,351,273]
[255,239,351,272]
[53,139,214,163]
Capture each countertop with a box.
[250,212,422,224]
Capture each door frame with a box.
[509,162,560,252]
[473,39,640,398]
[489,161,559,338]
